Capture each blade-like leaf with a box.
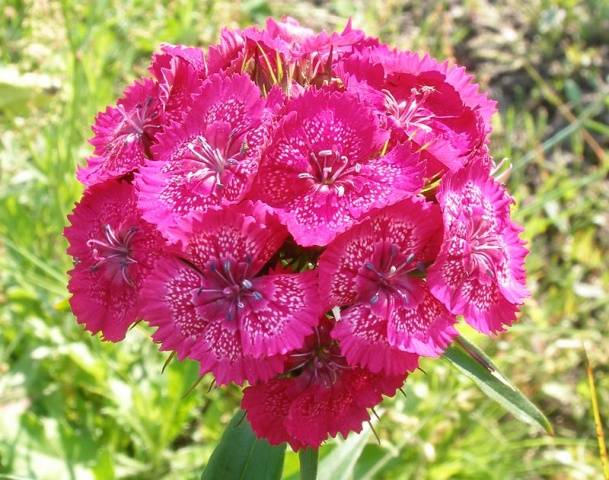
[201,410,286,480]
[318,420,375,480]
[444,336,553,434]
[299,448,318,480]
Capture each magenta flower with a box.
[319,196,457,371]
[207,28,246,76]
[136,72,270,242]
[295,18,377,62]
[77,79,160,186]
[66,21,533,459]
[149,43,207,124]
[264,17,316,55]
[427,160,529,334]
[64,180,166,341]
[242,317,407,450]
[253,87,424,247]
[338,47,497,178]
[139,202,320,385]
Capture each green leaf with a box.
[299,448,318,480]
[318,421,375,480]
[201,410,286,480]
[444,336,553,434]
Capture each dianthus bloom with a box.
[253,88,423,246]
[78,79,161,186]
[242,317,407,450]
[66,17,528,450]
[137,72,271,241]
[319,196,456,372]
[139,202,320,385]
[427,159,529,333]
[65,180,166,340]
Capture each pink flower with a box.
[294,18,376,61]
[207,28,246,76]
[210,19,378,95]
[139,202,320,385]
[264,17,316,51]
[287,19,378,87]
[136,72,270,242]
[427,160,529,334]
[253,87,424,247]
[77,79,160,186]
[64,180,166,341]
[149,43,207,124]
[242,317,407,450]
[319,196,456,369]
[339,47,496,178]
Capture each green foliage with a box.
[444,337,552,434]
[201,410,286,480]
[1,0,608,479]
[298,448,319,480]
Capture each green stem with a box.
[299,447,319,480]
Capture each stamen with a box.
[370,291,380,305]
[87,223,139,286]
[116,104,144,135]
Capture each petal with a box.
[428,252,522,335]
[386,286,458,357]
[460,278,520,334]
[68,268,136,342]
[242,378,297,447]
[318,219,377,308]
[496,223,530,305]
[207,28,246,75]
[344,368,407,409]
[182,202,287,274]
[189,318,285,385]
[285,385,333,449]
[332,304,419,375]
[437,157,513,231]
[139,256,208,359]
[240,271,320,357]
[151,46,204,124]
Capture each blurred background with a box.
[1,0,608,478]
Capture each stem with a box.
[585,346,609,480]
[299,447,319,480]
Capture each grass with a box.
[1,0,608,478]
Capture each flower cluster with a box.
[65,17,528,450]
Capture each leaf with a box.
[444,336,553,434]
[318,421,375,480]
[299,448,318,480]
[201,410,286,480]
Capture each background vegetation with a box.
[1,0,608,478]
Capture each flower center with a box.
[358,242,424,306]
[384,87,435,135]
[116,97,157,137]
[298,149,361,197]
[286,325,347,387]
[186,134,248,190]
[87,224,138,286]
[194,258,261,322]
[464,220,504,279]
